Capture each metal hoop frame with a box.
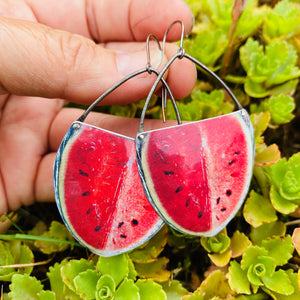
[138,21,243,133]
[78,35,181,124]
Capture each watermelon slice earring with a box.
[136,21,255,237]
[54,35,178,256]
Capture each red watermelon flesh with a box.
[137,110,254,236]
[54,122,163,256]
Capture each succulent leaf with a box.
[129,225,168,263]
[8,274,55,300]
[230,231,252,258]
[47,260,68,300]
[73,269,100,300]
[134,257,171,282]
[95,274,116,300]
[250,221,286,245]
[227,260,251,294]
[262,269,294,295]
[61,259,95,292]
[240,38,300,97]
[200,231,231,254]
[97,254,130,286]
[192,270,234,300]
[243,190,278,228]
[261,235,294,266]
[135,279,167,300]
[114,278,140,300]
[34,221,74,254]
[160,280,189,299]
[0,240,34,281]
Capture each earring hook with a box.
[162,20,185,58]
[138,20,243,134]
[77,34,178,123]
[160,20,185,122]
[146,34,163,72]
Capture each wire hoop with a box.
[78,34,181,124]
[138,45,243,133]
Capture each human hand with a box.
[0,0,196,214]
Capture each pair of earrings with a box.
[54,21,255,257]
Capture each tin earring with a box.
[54,35,176,257]
[136,21,255,237]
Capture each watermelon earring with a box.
[54,35,178,256]
[136,21,255,237]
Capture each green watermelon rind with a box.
[136,109,255,237]
[54,121,163,257]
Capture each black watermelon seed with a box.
[79,169,89,177]
[216,197,220,205]
[235,151,240,155]
[175,186,183,193]
[198,211,203,218]
[185,198,190,207]
[94,225,101,232]
[82,191,91,196]
[120,234,127,239]
[164,170,175,175]
[118,222,124,228]
[86,208,92,215]
[221,208,226,212]
[226,190,232,196]
[229,159,236,166]
[132,219,138,226]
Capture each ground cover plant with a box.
[1,0,300,299]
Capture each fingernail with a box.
[116,49,164,76]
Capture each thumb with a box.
[0,17,195,104]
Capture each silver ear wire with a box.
[160,20,185,123]
[146,34,163,72]
[162,20,185,56]
[138,20,243,134]
[78,34,178,123]
[146,34,167,123]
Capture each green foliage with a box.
[185,270,234,299]
[243,190,278,227]
[228,243,294,295]
[33,220,75,254]
[250,221,286,246]
[239,38,300,98]
[250,94,295,125]
[129,225,168,263]
[265,152,300,214]
[167,89,234,121]
[0,240,33,281]
[8,274,55,300]
[184,29,228,67]
[262,0,300,43]
[160,280,189,299]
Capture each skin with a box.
[0,0,197,214]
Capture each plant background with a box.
[1,0,300,299]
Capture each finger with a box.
[0,95,63,211]
[49,107,179,152]
[23,0,193,41]
[35,152,57,202]
[0,17,196,104]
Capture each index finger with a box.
[6,0,193,42]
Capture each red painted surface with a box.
[143,112,251,235]
[60,124,161,254]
